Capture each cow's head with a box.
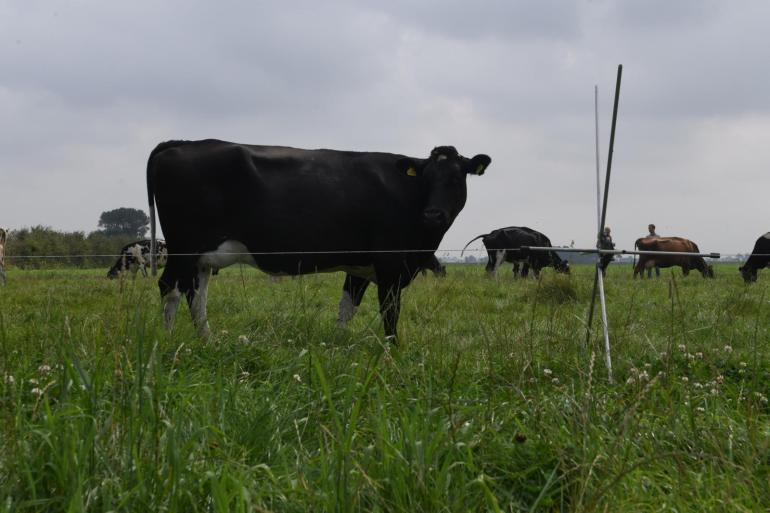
[402,146,491,233]
[555,259,570,274]
[703,264,715,278]
[739,265,757,283]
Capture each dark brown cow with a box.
[633,236,714,278]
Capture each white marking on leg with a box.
[163,286,182,331]
[337,290,358,326]
[190,270,211,338]
[494,250,506,278]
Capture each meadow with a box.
[0,262,768,512]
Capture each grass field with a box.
[1,262,768,512]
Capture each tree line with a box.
[5,208,149,270]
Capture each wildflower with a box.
[543,368,553,377]
[638,371,650,382]
[761,396,769,405]
[298,348,308,358]
[629,367,639,375]
[696,406,705,413]
[220,330,229,336]
[687,353,695,361]
[551,378,560,385]
[238,335,249,344]
[4,374,15,385]
[681,377,689,383]
[626,376,635,385]
[739,362,747,368]
[695,352,703,360]
[710,388,719,396]
[38,364,52,376]
[28,378,39,385]
[723,345,733,353]
[693,382,703,389]
[677,344,686,352]
[644,363,652,369]
[715,375,724,385]
[30,387,43,397]
[293,374,302,383]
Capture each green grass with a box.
[0,263,768,512]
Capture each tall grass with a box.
[0,263,768,511]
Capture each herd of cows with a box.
[0,139,768,341]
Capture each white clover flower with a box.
[220,330,229,336]
[678,344,686,352]
[38,364,52,376]
[681,376,689,383]
[551,377,560,385]
[723,345,733,353]
[629,367,639,375]
[30,387,43,397]
[694,382,703,389]
[298,349,308,358]
[644,363,652,369]
[238,335,249,344]
[716,375,725,384]
[696,406,705,413]
[543,368,553,377]
[28,378,39,385]
[293,374,302,383]
[710,388,719,396]
[4,374,15,385]
[739,362,748,368]
[638,371,650,382]
[761,396,769,405]
[626,376,635,385]
[695,352,703,360]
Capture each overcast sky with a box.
[2,0,768,255]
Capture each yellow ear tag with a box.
[406,167,417,177]
[475,164,485,175]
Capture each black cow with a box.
[147,140,490,340]
[338,254,445,325]
[739,232,770,283]
[107,239,168,279]
[462,226,569,278]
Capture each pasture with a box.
[1,263,768,512]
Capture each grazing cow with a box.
[338,254,445,325]
[147,140,490,340]
[739,232,770,283]
[462,226,570,278]
[633,236,714,278]
[0,227,6,286]
[107,239,168,279]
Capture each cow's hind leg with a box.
[186,269,212,339]
[159,268,182,332]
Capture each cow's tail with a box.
[633,238,641,270]
[461,234,488,257]
[147,153,157,276]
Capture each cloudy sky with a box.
[2,0,768,255]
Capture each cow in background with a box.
[462,226,569,278]
[633,236,714,278]
[107,239,168,279]
[148,140,490,340]
[0,228,6,286]
[739,232,770,283]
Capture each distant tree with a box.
[97,208,149,238]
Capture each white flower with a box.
[626,376,636,385]
[4,374,15,385]
[695,352,703,360]
[38,364,52,375]
[723,345,733,353]
[298,349,308,358]
[220,330,229,336]
[238,335,249,344]
[678,344,686,352]
[293,374,302,383]
[638,371,650,382]
[694,382,703,389]
[681,377,689,383]
[30,387,43,397]
[543,368,553,377]
[710,388,719,396]
[739,362,747,368]
[551,377,560,385]
[696,406,705,413]
[28,378,39,385]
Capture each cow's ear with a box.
[466,154,491,176]
[397,158,420,177]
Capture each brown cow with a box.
[633,236,714,278]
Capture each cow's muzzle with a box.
[422,208,449,229]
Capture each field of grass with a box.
[1,262,768,512]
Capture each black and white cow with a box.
[739,232,770,283]
[0,227,7,286]
[107,239,168,279]
[147,140,490,340]
[463,226,569,278]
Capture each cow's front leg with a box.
[338,274,370,325]
[377,280,403,343]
